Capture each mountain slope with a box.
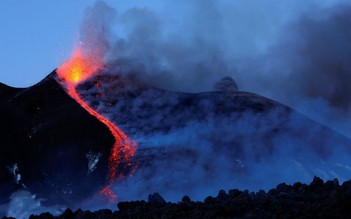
[0,72,114,205]
[1,70,351,207]
[78,73,351,201]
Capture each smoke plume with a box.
[66,0,351,202]
[79,0,351,136]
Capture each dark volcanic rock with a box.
[214,76,239,92]
[148,193,166,204]
[27,177,351,218]
[0,71,114,205]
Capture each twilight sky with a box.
[0,0,163,87]
[2,0,351,139]
[0,0,346,87]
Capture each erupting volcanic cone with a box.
[57,46,137,202]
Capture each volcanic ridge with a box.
[1,70,351,217]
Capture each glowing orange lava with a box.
[58,48,100,85]
[57,47,137,203]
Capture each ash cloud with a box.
[81,0,351,136]
[105,6,230,92]
[247,3,351,136]
[79,1,115,63]
[82,1,351,93]
[269,4,351,110]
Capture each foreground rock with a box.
[17,177,351,219]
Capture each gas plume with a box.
[81,0,351,137]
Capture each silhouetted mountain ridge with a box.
[0,71,113,206]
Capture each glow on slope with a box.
[57,47,137,203]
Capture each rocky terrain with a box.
[2,70,351,216]
[4,177,349,219]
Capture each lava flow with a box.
[57,47,137,202]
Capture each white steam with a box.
[3,191,64,219]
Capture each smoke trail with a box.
[79,0,115,63]
[253,3,351,136]
[79,0,351,137]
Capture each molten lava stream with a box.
[67,85,137,202]
[57,48,137,203]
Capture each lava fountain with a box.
[57,47,137,203]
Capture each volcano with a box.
[1,70,351,209]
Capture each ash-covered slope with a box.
[78,73,351,201]
[2,70,351,211]
[0,72,114,206]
